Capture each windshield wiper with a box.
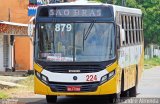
[83,20,95,40]
[82,28,85,51]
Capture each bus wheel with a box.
[108,93,120,103]
[46,95,57,103]
[129,86,137,97]
[129,67,138,97]
[120,70,129,97]
[121,90,129,97]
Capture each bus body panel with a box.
[34,71,119,95]
[34,61,122,95]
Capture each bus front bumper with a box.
[34,74,119,96]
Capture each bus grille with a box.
[49,82,99,92]
[46,65,103,73]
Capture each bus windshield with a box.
[36,23,115,62]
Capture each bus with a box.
[34,1,144,103]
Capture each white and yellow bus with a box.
[34,1,144,103]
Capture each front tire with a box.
[129,86,137,97]
[120,70,129,97]
[108,93,120,103]
[129,67,138,97]
[46,95,57,103]
[121,90,129,97]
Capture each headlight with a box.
[36,71,41,78]
[42,75,48,82]
[108,70,116,79]
[100,70,116,85]
[35,71,48,84]
[101,74,108,84]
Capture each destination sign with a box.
[49,9,102,17]
[37,6,113,18]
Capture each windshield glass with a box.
[36,23,115,62]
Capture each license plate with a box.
[67,86,81,92]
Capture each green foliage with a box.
[0,91,9,99]
[92,0,160,47]
[93,0,115,3]
[140,0,160,47]
[144,57,160,69]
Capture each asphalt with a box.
[137,66,160,97]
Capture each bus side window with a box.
[121,15,124,29]
[121,15,125,46]
[129,16,132,44]
[133,16,136,44]
[131,16,135,44]
[125,15,129,45]
[135,16,139,43]
[138,16,140,43]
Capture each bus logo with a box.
[73,76,78,81]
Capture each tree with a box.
[93,0,160,48]
[94,0,115,4]
[138,0,160,47]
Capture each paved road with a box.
[9,67,160,104]
[137,66,160,98]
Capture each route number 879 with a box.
[55,24,72,32]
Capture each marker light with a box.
[42,75,48,82]
[100,70,116,85]
[101,74,108,84]
[36,71,41,78]
[108,70,115,79]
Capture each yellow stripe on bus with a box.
[34,62,43,73]
[106,61,118,72]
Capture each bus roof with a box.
[112,5,142,15]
